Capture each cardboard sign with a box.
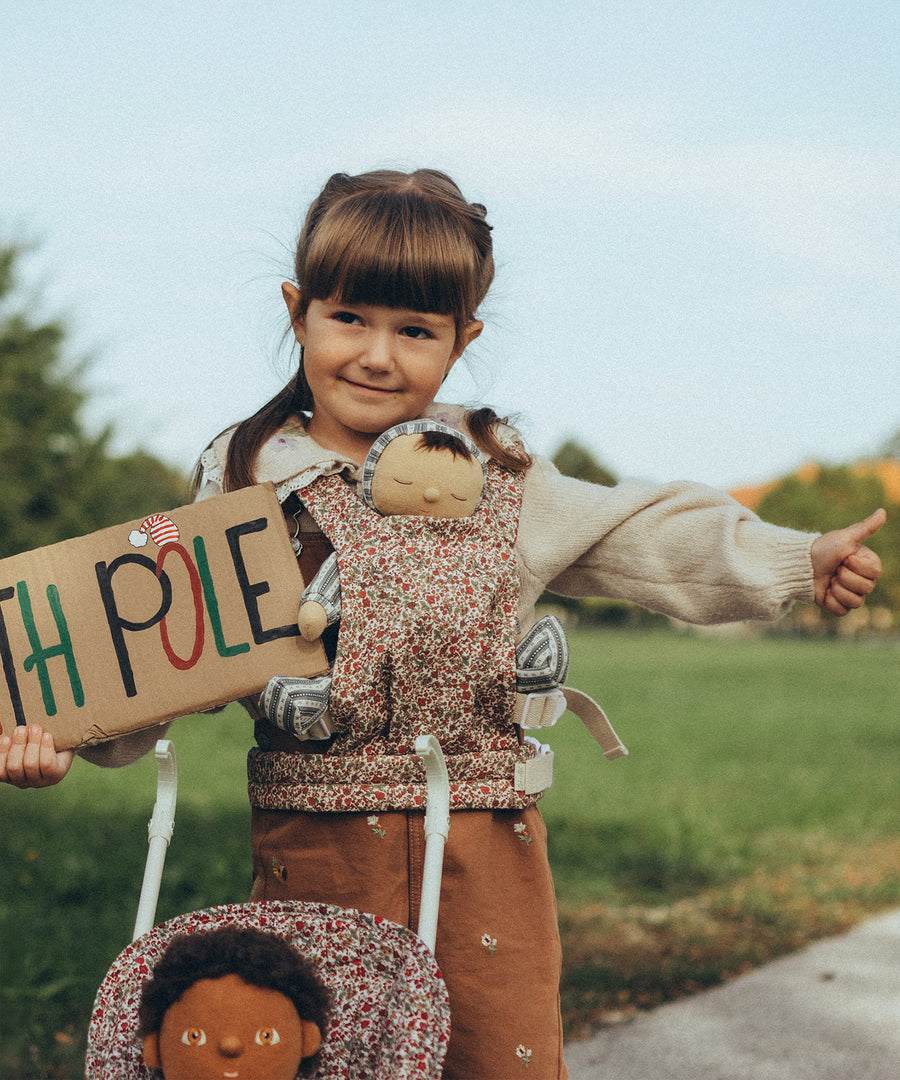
[0,484,328,749]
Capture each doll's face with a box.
[143,973,320,1080]
[369,435,484,518]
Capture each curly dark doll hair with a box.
[138,926,330,1041]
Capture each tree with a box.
[551,439,617,487]
[0,244,188,559]
[756,464,886,536]
[878,428,900,460]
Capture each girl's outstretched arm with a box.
[810,509,886,616]
[0,725,74,788]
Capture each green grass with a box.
[539,630,900,1031]
[2,630,899,1076]
[542,631,899,899]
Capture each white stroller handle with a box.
[414,735,450,954]
[132,739,177,941]
[127,737,447,951]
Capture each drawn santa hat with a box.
[129,514,180,549]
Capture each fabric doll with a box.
[259,421,625,771]
[139,926,329,1080]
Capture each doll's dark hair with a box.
[416,428,474,459]
[215,169,529,491]
[138,926,330,1042]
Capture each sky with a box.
[3,0,898,491]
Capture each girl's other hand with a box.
[0,724,74,787]
[810,508,886,616]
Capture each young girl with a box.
[1,169,885,1079]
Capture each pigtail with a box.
[190,358,312,496]
[466,407,533,473]
[223,361,312,492]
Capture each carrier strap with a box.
[561,687,629,760]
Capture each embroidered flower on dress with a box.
[516,1044,533,1067]
[270,434,301,452]
[480,933,497,955]
[424,408,466,434]
[367,815,386,838]
[513,822,533,845]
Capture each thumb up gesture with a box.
[810,509,886,616]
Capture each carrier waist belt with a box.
[247,744,552,814]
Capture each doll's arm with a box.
[513,616,570,730]
[0,725,74,788]
[810,509,885,616]
[298,553,342,642]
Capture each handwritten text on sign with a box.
[0,485,325,749]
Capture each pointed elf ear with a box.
[142,1032,162,1069]
[449,319,483,363]
[281,282,305,345]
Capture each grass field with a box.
[2,629,898,1077]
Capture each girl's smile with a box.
[339,375,401,396]
[282,288,481,461]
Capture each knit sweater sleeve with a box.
[77,723,172,768]
[516,455,817,625]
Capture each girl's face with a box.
[283,285,481,461]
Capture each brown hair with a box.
[216,169,529,491]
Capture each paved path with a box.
[566,908,900,1079]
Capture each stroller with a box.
[86,736,453,1079]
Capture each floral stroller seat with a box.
[85,737,452,1079]
[86,900,451,1079]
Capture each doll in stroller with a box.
[86,736,453,1080]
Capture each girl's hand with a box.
[810,509,886,616]
[0,724,74,788]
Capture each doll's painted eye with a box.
[392,478,413,486]
[255,1028,281,1046]
[451,493,469,501]
[182,1028,207,1046]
